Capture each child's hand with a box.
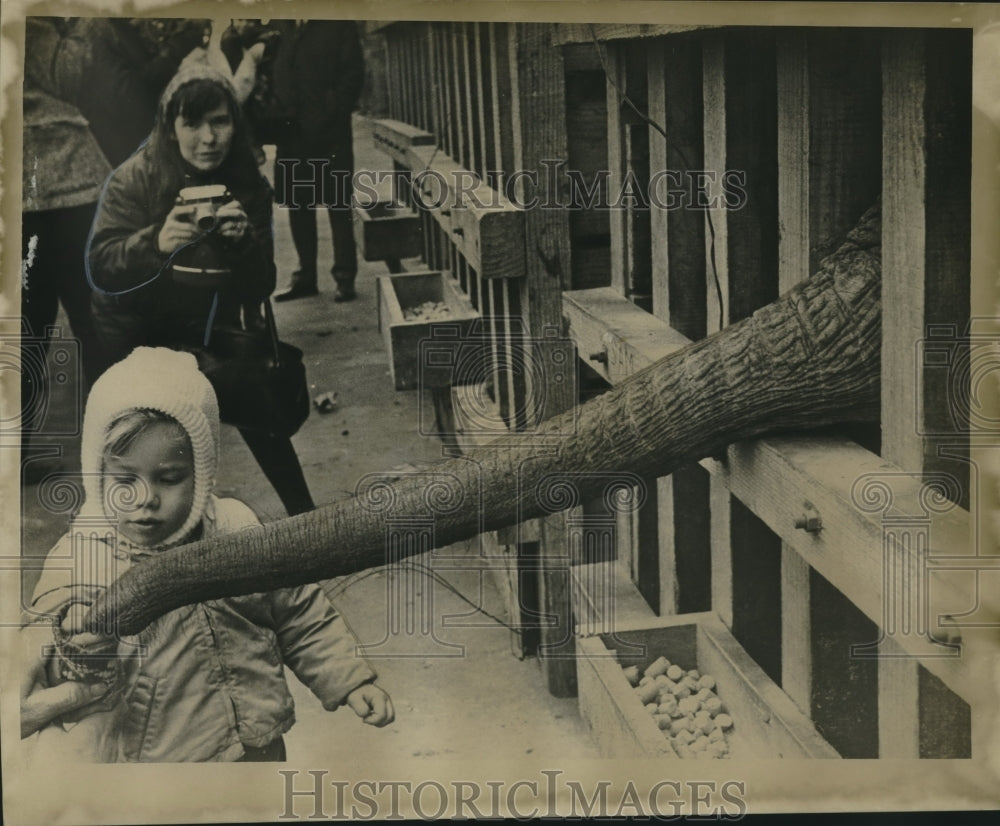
[345,684,395,728]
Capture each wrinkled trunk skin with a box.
[88,204,882,636]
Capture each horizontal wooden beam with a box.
[562,287,692,384]
[370,117,435,166]
[554,23,713,46]
[370,120,525,281]
[698,436,977,703]
[405,144,524,280]
[561,287,977,702]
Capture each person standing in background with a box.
[21,18,112,478]
[55,17,209,168]
[269,20,365,303]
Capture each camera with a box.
[171,185,232,287]
[179,184,229,232]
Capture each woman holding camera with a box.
[87,62,314,516]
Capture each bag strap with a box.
[263,299,283,365]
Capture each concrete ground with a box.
[18,115,597,764]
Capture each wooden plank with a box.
[655,477,678,616]
[575,612,838,759]
[570,560,657,634]
[508,23,577,697]
[492,24,515,190]
[698,435,977,703]
[878,644,921,758]
[709,474,733,630]
[775,27,813,717]
[460,23,476,173]
[447,21,469,163]
[370,118,435,167]
[780,548,812,714]
[882,28,971,493]
[701,33,729,332]
[536,509,577,697]
[478,529,531,659]
[660,36,710,620]
[405,143,524,280]
[473,23,491,182]
[605,43,628,294]
[776,29,810,293]
[562,287,691,385]
[647,42,669,319]
[880,28,973,757]
[555,23,712,46]
[431,25,446,154]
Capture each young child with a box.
[30,347,393,762]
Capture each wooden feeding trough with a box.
[376,270,480,390]
[572,566,839,759]
[354,200,423,264]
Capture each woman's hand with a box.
[216,199,250,240]
[20,628,109,738]
[345,683,395,728]
[156,202,200,253]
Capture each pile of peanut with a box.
[624,656,734,759]
[403,300,452,322]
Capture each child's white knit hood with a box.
[79,347,219,549]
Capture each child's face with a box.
[104,421,195,547]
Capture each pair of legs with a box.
[21,204,105,476]
[273,132,357,302]
[238,428,314,516]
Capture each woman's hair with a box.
[146,72,262,206]
[102,408,188,462]
[164,76,236,132]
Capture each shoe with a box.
[331,269,356,302]
[333,284,356,302]
[274,282,319,302]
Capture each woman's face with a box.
[173,101,234,172]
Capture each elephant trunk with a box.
[88,204,881,636]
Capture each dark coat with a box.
[269,20,365,154]
[56,18,208,167]
[87,145,275,361]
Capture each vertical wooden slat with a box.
[387,28,401,121]
[452,24,468,169]
[701,33,728,333]
[402,28,414,125]
[702,32,732,628]
[473,23,490,182]
[646,42,676,617]
[432,25,446,149]
[605,44,627,294]
[879,27,971,759]
[421,22,433,132]
[459,23,475,172]
[508,23,576,696]
[494,25,516,189]
[624,47,652,311]
[776,27,813,716]
[444,24,458,159]
[647,43,669,316]
[708,465,732,629]
[478,24,496,184]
